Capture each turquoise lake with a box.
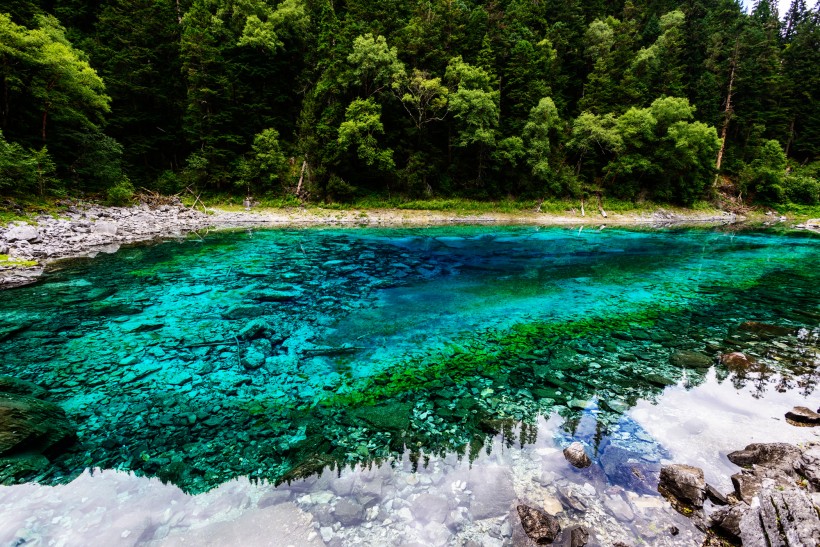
[0,225,819,545]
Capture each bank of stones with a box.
[1,203,213,288]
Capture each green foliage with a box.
[393,69,449,131]
[571,97,719,204]
[338,98,395,173]
[238,0,309,53]
[346,34,404,96]
[0,12,110,190]
[0,131,37,191]
[325,174,356,202]
[106,177,135,205]
[1,0,818,206]
[739,139,790,202]
[237,128,289,192]
[784,173,820,204]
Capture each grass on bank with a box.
[191,193,728,216]
[3,191,820,224]
[0,254,38,267]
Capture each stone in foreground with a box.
[658,464,706,509]
[563,442,592,468]
[785,406,820,425]
[738,485,820,546]
[517,504,561,545]
[794,444,820,489]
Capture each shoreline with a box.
[0,203,810,289]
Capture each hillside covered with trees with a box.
[1,0,818,206]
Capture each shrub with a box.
[784,174,819,204]
[326,175,357,202]
[107,178,135,206]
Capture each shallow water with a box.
[1,225,819,545]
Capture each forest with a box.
[0,0,818,206]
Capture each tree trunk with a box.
[41,107,49,142]
[715,42,739,185]
[785,118,795,158]
[296,159,308,197]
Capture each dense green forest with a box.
[0,0,818,205]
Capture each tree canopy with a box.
[0,0,818,205]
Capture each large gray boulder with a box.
[739,485,820,546]
[794,445,820,490]
[709,502,749,540]
[4,223,40,242]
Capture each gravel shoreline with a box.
[0,203,746,290]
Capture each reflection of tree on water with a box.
[716,324,819,399]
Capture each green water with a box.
[1,225,818,495]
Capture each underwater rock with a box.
[237,319,272,341]
[221,305,262,320]
[669,350,712,369]
[0,392,76,457]
[600,444,660,495]
[718,352,754,370]
[603,494,634,522]
[242,346,266,370]
[348,401,413,432]
[411,493,449,524]
[334,497,365,526]
[0,322,32,342]
[785,406,820,425]
[0,453,50,483]
[470,466,516,519]
[658,464,706,509]
[0,376,48,399]
[556,484,588,512]
[563,442,591,469]
[252,288,302,302]
[126,320,165,333]
[738,321,794,337]
[517,504,561,545]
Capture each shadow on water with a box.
[0,226,818,494]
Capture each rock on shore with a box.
[0,203,213,289]
[659,441,820,545]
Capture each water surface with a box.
[0,225,818,545]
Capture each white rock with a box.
[5,223,40,242]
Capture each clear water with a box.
[0,225,818,545]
